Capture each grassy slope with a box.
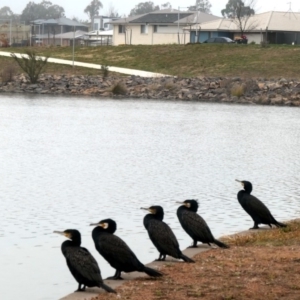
[223,220,300,247]
[1,44,300,78]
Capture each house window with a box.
[118,25,125,33]
[141,24,148,34]
[153,25,168,33]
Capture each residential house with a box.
[93,16,120,31]
[31,17,88,46]
[0,20,30,46]
[187,11,300,44]
[110,9,220,45]
[83,30,113,46]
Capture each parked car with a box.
[203,37,235,43]
[234,35,248,44]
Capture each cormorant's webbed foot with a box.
[155,258,166,261]
[250,223,260,230]
[188,241,198,248]
[106,275,123,280]
[75,284,86,292]
[106,270,123,280]
[155,254,166,261]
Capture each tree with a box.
[161,2,172,9]
[106,4,120,18]
[20,1,65,24]
[0,6,14,18]
[45,4,65,19]
[84,0,103,22]
[189,0,212,14]
[129,1,160,16]
[221,0,256,36]
[221,0,254,18]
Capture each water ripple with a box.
[0,95,299,299]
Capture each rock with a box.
[0,74,299,106]
[270,96,283,105]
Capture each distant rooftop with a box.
[188,11,300,32]
[111,9,220,25]
[32,17,88,27]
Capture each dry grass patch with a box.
[1,63,17,83]
[223,220,300,247]
[110,81,127,95]
[92,221,300,300]
[230,84,245,98]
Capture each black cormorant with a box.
[141,205,195,263]
[176,199,229,248]
[236,179,287,229]
[54,229,116,293]
[90,218,163,280]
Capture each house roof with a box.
[187,11,300,32]
[129,13,194,23]
[110,9,220,25]
[87,30,113,36]
[32,17,88,27]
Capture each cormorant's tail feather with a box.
[143,266,163,277]
[100,283,117,293]
[180,253,195,263]
[275,221,287,228]
[214,239,230,248]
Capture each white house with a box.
[187,11,300,44]
[110,9,221,45]
[93,16,120,31]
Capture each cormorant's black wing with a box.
[64,246,101,283]
[147,220,180,257]
[180,210,215,241]
[243,194,273,221]
[96,234,140,267]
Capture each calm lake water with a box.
[0,94,299,300]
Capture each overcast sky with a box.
[1,0,299,20]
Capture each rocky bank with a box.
[1,74,300,106]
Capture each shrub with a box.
[1,64,17,83]
[11,50,49,83]
[163,79,176,91]
[101,64,109,78]
[260,41,269,48]
[231,84,245,98]
[111,82,127,95]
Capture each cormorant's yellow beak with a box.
[53,231,71,238]
[176,201,190,208]
[89,222,108,229]
[140,207,156,214]
[235,179,244,187]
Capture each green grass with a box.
[2,43,300,78]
